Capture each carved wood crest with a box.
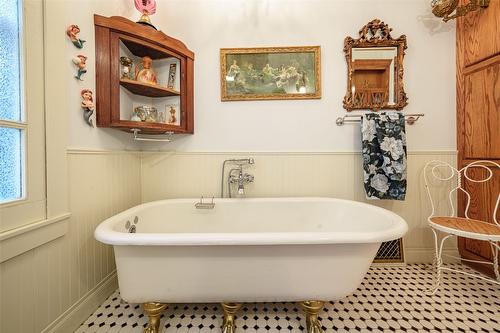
[343,19,408,111]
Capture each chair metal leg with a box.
[429,228,442,294]
[429,229,454,295]
[491,242,500,282]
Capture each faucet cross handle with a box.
[244,174,254,182]
[228,174,239,184]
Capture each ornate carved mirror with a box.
[343,19,408,111]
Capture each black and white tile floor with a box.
[76,264,500,333]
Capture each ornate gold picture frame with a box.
[220,46,321,101]
[343,19,408,111]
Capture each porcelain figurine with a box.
[66,25,86,49]
[157,108,166,123]
[135,0,157,29]
[134,105,157,122]
[168,106,177,124]
[136,56,157,85]
[72,55,88,80]
[130,109,142,122]
[167,63,176,88]
[120,56,133,79]
[80,89,95,127]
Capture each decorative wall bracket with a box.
[431,0,490,22]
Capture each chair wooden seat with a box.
[429,216,500,241]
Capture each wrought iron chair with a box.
[423,160,500,293]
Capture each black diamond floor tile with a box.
[75,264,500,333]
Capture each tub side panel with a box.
[114,243,379,304]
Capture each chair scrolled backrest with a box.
[423,160,500,226]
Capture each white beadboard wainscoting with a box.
[140,150,458,263]
[0,151,141,333]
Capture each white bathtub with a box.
[95,197,407,304]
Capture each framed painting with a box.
[220,46,321,101]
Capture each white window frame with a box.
[0,0,47,232]
[0,0,71,263]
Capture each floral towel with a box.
[361,112,407,200]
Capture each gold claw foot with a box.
[300,301,325,333]
[221,302,242,333]
[143,302,167,333]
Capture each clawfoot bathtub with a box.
[95,197,407,333]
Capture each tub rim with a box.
[94,197,408,246]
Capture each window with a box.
[0,0,24,203]
[0,0,46,232]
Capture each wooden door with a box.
[456,0,500,276]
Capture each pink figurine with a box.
[66,25,86,49]
[134,0,157,29]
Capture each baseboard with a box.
[372,262,407,267]
[41,271,118,333]
[405,247,459,263]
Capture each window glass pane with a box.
[0,127,23,201]
[0,0,22,121]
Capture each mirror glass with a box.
[351,47,397,107]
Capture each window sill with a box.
[0,213,71,263]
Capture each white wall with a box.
[67,0,456,153]
[64,0,141,150]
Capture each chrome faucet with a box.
[221,158,254,198]
[229,167,255,196]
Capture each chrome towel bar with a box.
[336,113,424,126]
[132,129,174,142]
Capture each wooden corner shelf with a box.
[120,79,180,98]
[94,15,195,135]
